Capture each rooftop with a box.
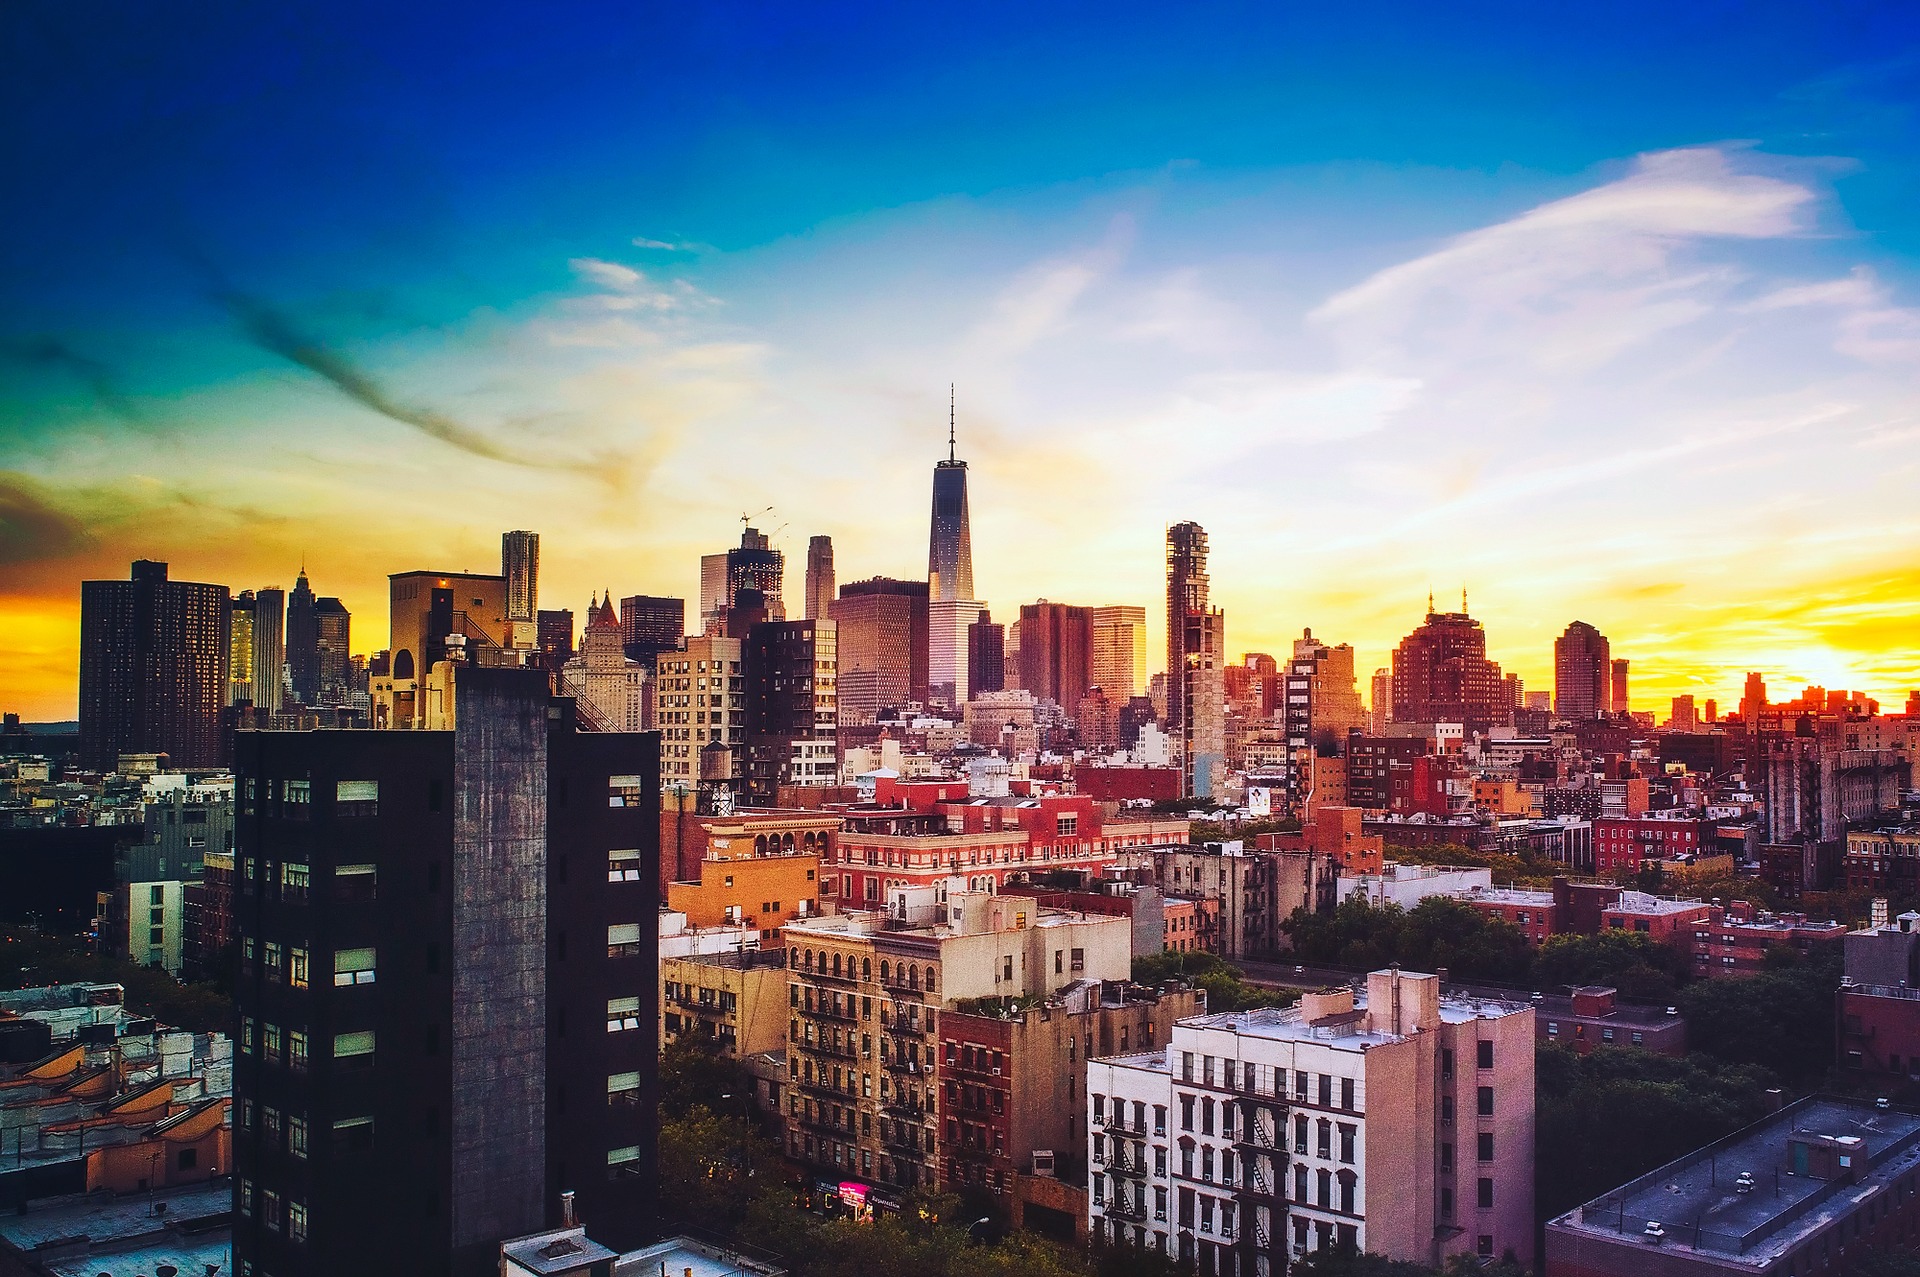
[0,1181,231,1276]
[1607,891,1712,917]
[1551,1096,1920,1264]
[1461,886,1557,906]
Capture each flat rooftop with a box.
[0,1181,231,1277]
[1463,887,1556,906]
[1552,1097,1920,1264]
[1607,891,1710,916]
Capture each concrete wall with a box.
[450,670,549,1257]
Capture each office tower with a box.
[1703,698,1718,724]
[1552,621,1611,720]
[562,595,649,732]
[1741,672,1767,724]
[231,668,660,1277]
[286,569,319,706]
[1610,659,1631,717]
[1388,596,1506,728]
[968,611,1006,697]
[252,587,287,715]
[929,601,985,706]
[387,571,509,716]
[1370,668,1392,734]
[230,591,258,707]
[502,530,540,627]
[928,388,974,603]
[1017,601,1093,707]
[656,634,744,802]
[830,583,917,724]
[743,619,837,803]
[727,527,785,621]
[1166,523,1226,800]
[536,610,575,675]
[618,595,685,666]
[78,560,231,770]
[698,554,729,635]
[1090,605,1148,701]
[804,535,834,622]
[315,598,351,706]
[1669,695,1699,732]
[835,577,928,704]
[1089,968,1536,1271]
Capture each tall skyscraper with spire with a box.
[285,565,319,705]
[928,386,973,603]
[927,387,983,704]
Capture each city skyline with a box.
[7,5,1920,719]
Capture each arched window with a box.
[880,961,890,983]
[806,949,816,971]
[862,957,871,980]
[788,948,798,968]
[925,968,936,992]
[832,952,842,977]
[909,965,921,991]
[392,649,415,680]
[783,832,796,853]
[755,834,768,854]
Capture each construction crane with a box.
[739,506,773,528]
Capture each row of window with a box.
[239,1018,373,1069]
[238,1178,309,1243]
[244,939,375,988]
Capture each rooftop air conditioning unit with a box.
[1643,1221,1667,1245]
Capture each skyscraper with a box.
[928,388,973,603]
[1089,605,1147,700]
[1612,659,1632,718]
[536,609,575,675]
[314,597,350,706]
[1016,601,1093,708]
[1370,668,1392,734]
[618,595,685,666]
[1166,523,1225,800]
[1552,620,1611,720]
[743,619,837,802]
[830,582,917,723]
[229,591,257,707]
[968,610,1006,697]
[231,669,660,1277]
[78,560,230,769]
[1388,597,1505,728]
[698,553,729,635]
[929,599,985,706]
[1283,630,1367,811]
[502,529,539,626]
[835,577,929,704]
[252,586,287,714]
[804,535,835,621]
[1741,671,1767,724]
[726,527,785,620]
[285,568,319,706]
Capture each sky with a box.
[4,2,1920,722]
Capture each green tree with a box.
[1281,897,1531,984]
[656,1103,785,1230]
[659,1034,756,1119]
[1130,951,1296,1013]
[1532,930,1692,1002]
[1678,957,1840,1088]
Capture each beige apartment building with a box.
[1088,969,1535,1275]
[656,634,745,797]
[660,949,790,1058]
[781,891,1133,1207]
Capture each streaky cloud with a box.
[0,336,145,424]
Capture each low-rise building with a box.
[1536,987,1687,1056]
[1839,905,1920,1084]
[1460,886,1559,944]
[665,836,823,947]
[1594,814,1720,875]
[1546,1096,1920,1276]
[1088,968,1536,1273]
[1689,903,1846,979]
[660,949,791,1058]
[1339,862,1494,910]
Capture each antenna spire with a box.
[948,383,956,463]
[1427,590,1434,615]
[1462,586,1469,614]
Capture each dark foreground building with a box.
[79,559,230,769]
[231,667,660,1277]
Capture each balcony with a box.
[795,966,860,988]
[882,1056,927,1077]
[1102,1196,1149,1223]
[1108,1154,1149,1180]
[882,1126,928,1155]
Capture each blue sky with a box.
[4,2,1919,717]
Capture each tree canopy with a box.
[1282,897,1533,984]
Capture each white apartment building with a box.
[1087,968,1535,1276]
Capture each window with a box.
[608,1145,643,1177]
[608,848,643,881]
[284,781,310,816]
[607,997,641,1032]
[609,775,646,808]
[1477,1040,1494,1070]
[608,1071,642,1107]
[1477,1086,1494,1117]
[263,1023,282,1061]
[290,947,309,989]
[283,862,310,899]
[332,1116,375,1152]
[335,779,378,817]
[607,923,642,958]
[264,1188,283,1231]
[1318,1074,1332,1106]
[288,1030,308,1074]
[333,1030,375,1065]
[1477,1132,1495,1162]
[1317,1119,1331,1159]
[289,1116,308,1159]
[289,1200,308,1244]
[1340,1077,1355,1111]
[149,884,165,904]
[1441,1049,1454,1080]
[333,947,376,985]
[1338,1124,1355,1163]
[264,942,283,978]
[240,1177,254,1216]
[1478,1177,1494,1208]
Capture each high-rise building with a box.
[230,668,660,1277]
[78,560,231,770]
[836,577,929,705]
[655,634,744,804]
[1370,668,1392,735]
[230,591,258,708]
[1741,671,1767,725]
[1283,629,1367,812]
[285,569,319,707]
[1668,694,1699,732]
[830,584,917,724]
[1389,598,1506,728]
[502,529,539,626]
[314,598,351,707]
[743,619,837,803]
[1090,605,1147,701]
[618,595,685,666]
[804,535,834,622]
[928,600,985,707]
[928,389,974,604]
[1610,659,1631,717]
[1166,523,1226,799]
[562,595,650,732]
[252,587,287,715]
[727,527,785,621]
[1088,968,1536,1271]
[1553,621,1611,720]
[1017,601,1093,709]
[698,553,729,635]
[536,609,575,675]
[968,611,1006,697]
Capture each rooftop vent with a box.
[1643,1221,1667,1245]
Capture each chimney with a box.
[560,1189,577,1227]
